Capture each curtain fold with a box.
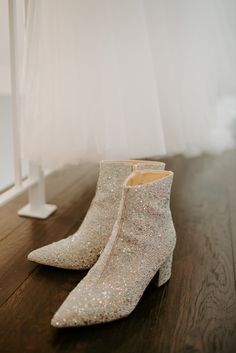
[21,0,236,169]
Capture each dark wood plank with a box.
[154,153,236,353]
[225,151,236,279]
[0,152,236,353]
[0,163,98,306]
[0,163,97,241]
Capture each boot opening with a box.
[102,160,162,166]
[127,170,172,186]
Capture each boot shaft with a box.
[117,170,176,252]
[96,160,165,194]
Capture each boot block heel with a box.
[153,253,173,287]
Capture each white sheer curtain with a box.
[21,0,236,169]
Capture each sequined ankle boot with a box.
[51,170,176,327]
[28,160,165,269]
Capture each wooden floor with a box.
[1,151,236,353]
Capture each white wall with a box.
[0,0,11,94]
[0,0,12,190]
[0,96,14,190]
[0,0,28,191]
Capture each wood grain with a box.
[0,163,98,306]
[0,152,236,353]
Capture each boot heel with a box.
[153,253,173,287]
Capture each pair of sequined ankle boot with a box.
[28,160,176,327]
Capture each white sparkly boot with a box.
[28,160,165,269]
[51,170,176,327]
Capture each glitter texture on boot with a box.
[28,160,165,269]
[51,170,176,327]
